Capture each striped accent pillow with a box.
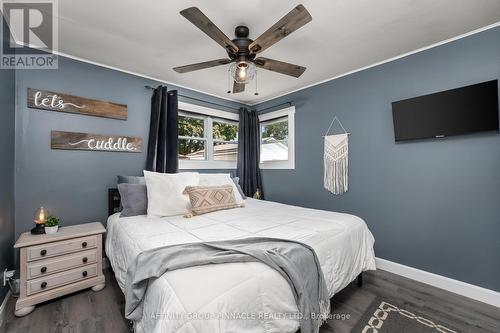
[184,185,241,216]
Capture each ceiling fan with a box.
[173,5,312,94]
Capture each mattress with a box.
[106,198,376,333]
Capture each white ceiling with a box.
[13,0,500,104]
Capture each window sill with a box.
[260,161,295,170]
[179,160,237,170]
[179,160,295,170]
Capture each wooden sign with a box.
[51,131,142,153]
[28,88,127,120]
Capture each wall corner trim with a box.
[375,257,500,308]
[0,290,12,328]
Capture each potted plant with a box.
[44,215,60,234]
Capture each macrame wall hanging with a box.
[323,116,350,195]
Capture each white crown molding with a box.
[375,257,500,308]
[250,21,500,106]
[0,290,12,328]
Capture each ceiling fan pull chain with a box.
[227,68,231,94]
[254,69,259,96]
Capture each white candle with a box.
[38,207,45,224]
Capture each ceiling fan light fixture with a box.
[229,61,256,84]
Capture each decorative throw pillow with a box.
[184,185,240,216]
[117,175,145,184]
[143,171,200,217]
[232,177,247,199]
[199,173,245,205]
[117,183,148,217]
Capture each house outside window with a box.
[259,106,295,169]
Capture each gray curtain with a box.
[237,108,263,197]
[146,86,178,173]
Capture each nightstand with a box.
[13,222,106,317]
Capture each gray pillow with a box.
[117,175,145,185]
[117,183,148,217]
[232,177,247,199]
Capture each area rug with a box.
[352,297,460,333]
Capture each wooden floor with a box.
[1,270,129,333]
[322,270,500,333]
[1,269,499,333]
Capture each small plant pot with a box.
[45,226,59,234]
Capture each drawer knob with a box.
[41,267,47,273]
[40,249,47,256]
[41,282,47,289]
[82,257,88,263]
[82,271,88,277]
[82,242,87,248]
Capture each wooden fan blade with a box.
[254,57,306,78]
[233,81,245,93]
[249,4,312,54]
[180,7,239,53]
[173,59,231,73]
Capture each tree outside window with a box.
[178,114,238,161]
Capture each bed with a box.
[106,196,376,333]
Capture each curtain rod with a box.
[144,85,292,113]
[144,85,240,111]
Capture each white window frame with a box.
[178,102,239,170]
[259,106,295,169]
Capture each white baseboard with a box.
[0,290,12,328]
[375,257,500,308]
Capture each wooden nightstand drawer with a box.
[27,263,98,296]
[27,235,97,261]
[27,249,98,279]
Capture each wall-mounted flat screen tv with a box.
[392,80,499,142]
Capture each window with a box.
[260,117,288,162]
[259,106,295,169]
[213,119,238,161]
[179,114,206,160]
[178,102,239,169]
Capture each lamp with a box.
[31,206,47,235]
[229,61,256,84]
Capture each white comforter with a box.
[106,198,376,333]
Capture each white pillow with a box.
[199,173,244,205]
[143,171,200,217]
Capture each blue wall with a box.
[256,27,500,291]
[14,56,243,238]
[0,20,16,301]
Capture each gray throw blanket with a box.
[124,237,330,333]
